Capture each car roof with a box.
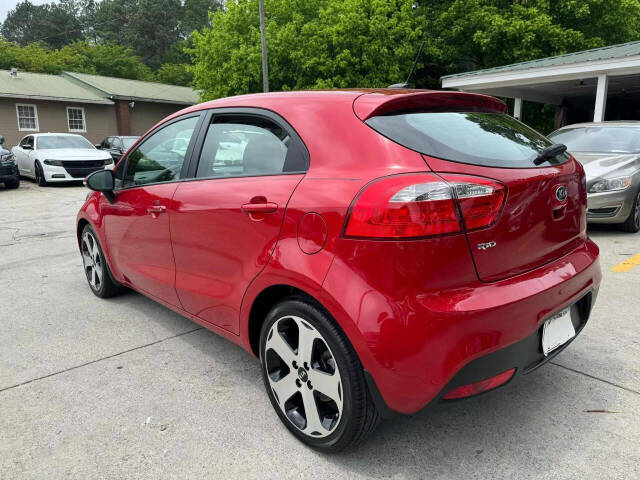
[32,133,84,137]
[166,88,506,123]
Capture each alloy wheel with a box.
[264,315,343,438]
[81,231,103,291]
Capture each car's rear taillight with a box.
[344,173,505,239]
[440,174,505,231]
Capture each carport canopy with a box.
[441,41,640,127]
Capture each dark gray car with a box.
[96,136,139,163]
[0,135,20,189]
[548,121,640,232]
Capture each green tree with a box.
[1,0,83,49]
[0,38,153,80]
[60,42,155,79]
[181,0,223,34]
[94,0,183,68]
[156,62,194,86]
[190,0,423,100]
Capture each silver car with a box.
[548,121,640,232]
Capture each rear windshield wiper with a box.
[533,144,567,166]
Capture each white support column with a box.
[594,74,608,122]
[513,97,523,120]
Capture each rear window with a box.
[548,126,640,154]
[366,112,569,168]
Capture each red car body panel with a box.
[77,89,601,415]
[170,174,304,334]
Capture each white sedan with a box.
[12,133,114,186]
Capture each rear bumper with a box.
[322,239,601,414]
[433,289,596,403]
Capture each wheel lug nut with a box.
[295,379,302,388]
[304,362,310,371]
[307,381,313,389]
[292,361,298,369]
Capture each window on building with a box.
[67,107,86,132]
[16,104,39,131]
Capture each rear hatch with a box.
[364,109,587,282]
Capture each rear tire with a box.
[3,177,19,189]
[34,161,48,187]
[259,298,380,452]
[81,225,122,298]
[618,189,640,233]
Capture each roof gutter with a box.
[108,95,196,106]
[0,93,113,105]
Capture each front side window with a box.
[16,104,39,131]
[123,116,199,188]
[20,136,34,148]
[67,107,86,132]
[196,115,294,178]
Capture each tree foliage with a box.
[191,0,424,99]
[190,0,640,131]
[1,0,83,49]
[0,38,153,79]
[1,0,640,118]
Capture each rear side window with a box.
[195,115,306,179]
[366,112,569,168]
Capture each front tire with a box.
[81,225,122,298]
[259,299,380,452]
[618,189,640,233]
[34,161,48,187]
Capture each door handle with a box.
[241,202,278,214]
[146,205,166,216]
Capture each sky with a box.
[1,0,51,23]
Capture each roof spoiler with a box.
[353,91,507,120]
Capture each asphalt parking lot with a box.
[1,180,639,480]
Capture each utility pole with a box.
[259,0,269,92]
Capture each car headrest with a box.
[243,134,286,175]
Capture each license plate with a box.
[542,308,576,356]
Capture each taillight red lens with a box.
[344,174,461,238]
[440,174,505,231]
[344,173,505,239]
[442,368,516,400]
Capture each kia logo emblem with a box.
[555,185,568,202]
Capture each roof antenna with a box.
[388,40,425,89]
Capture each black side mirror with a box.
[0,136,4,145]
[86,169,115,202]
[23,144,32,150]
[95,143,102,149]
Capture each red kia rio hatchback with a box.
[78,89,601,452]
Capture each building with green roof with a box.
[441,40,640,131]
[0,68,199,147]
